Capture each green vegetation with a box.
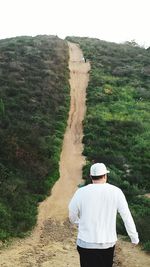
[66,37,150,250]
[0,35,70,239]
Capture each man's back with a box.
[71,183,120,243]
[69,163,139,267]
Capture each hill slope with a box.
[0,39,91,267]
[0,35,70,239]
[66,36,150,250]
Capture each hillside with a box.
[0,40,91,267]
[66,37,150,250]
[0,38,149,267]
[0,36,150,266]
[0,35,70,239]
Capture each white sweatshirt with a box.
[69,183,139,245]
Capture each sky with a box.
[0,0,150,47]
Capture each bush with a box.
[143,241,150,252]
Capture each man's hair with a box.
[91,174,106,180]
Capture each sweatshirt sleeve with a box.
[117,189,139,244]
[68,190,80,225]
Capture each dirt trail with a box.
[36,42,91,225]
[0,42,149,267]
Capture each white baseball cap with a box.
[90,163,110,176]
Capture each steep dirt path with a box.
[0,42,149,267]
[36,42,91,225]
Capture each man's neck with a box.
[92,179,106,184]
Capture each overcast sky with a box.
[0,0,150,47]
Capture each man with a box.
[68,163,139,267]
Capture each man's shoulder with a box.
[74,185,88,194]
[77,184,91,191]
[75,184,93,195]
[107,183,122,193]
